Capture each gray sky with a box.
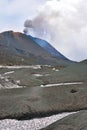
[0,0,46,32]
[0,0,87,61]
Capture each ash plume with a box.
[23,20,33,34]
[24,19,33,28]
[23,0,87,61]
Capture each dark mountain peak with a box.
[1,30,14,34]
[28,35,70,61]
[0,30,72,65]
[1,31,23,38]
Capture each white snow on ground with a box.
[55,69,59,72]
[33,74,50,77]
[0,74,25,89]
[33,74,43,77]
[52,68,59,72]
[4,71,14,75]
[0,82,25,89]
[16,80,21,84]
[0,65,41,69]
[40,82,83,87]
[0,112,77,130]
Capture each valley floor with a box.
[0,63,87,129]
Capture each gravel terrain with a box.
[0,112,75,130]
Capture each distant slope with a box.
[36,61,87,84]
[28,35,69,60]
[80,59,87,64]
[0,31,72,65]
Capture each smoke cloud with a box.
[23,0,87,61]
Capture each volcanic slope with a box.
[41,110,87,130]
[0,31,71,65]
[28,35,69,60]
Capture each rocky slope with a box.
[41,110,87,130]
[28,35,69,60]
[0,31,71,66]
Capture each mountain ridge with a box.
[0,31,72,65]
[28,35,69,61]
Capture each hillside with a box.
[28,35,69,60]
[0,31,72,66]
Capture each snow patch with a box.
[33,74,43,77]
[0,112,77,130]
[0,74,25,89]
[40,82,83,87]
[52,68,59,71]
[4,71,14,75]
[0,65,41,69]
[33,74,50,77]
[0,82,25,89]
[16,80,20,84]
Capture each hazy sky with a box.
[0,0,87,61]
[0,0,46,32]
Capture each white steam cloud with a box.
[24,0,87,61]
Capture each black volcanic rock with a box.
[28,35,69,60]
[0,31,71,65]
[41,110,87,130]
[0,60,86,120]
[0,81,87,120]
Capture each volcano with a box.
[28,35,69,60]
[0,31,72,65]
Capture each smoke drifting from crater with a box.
[23,0,87,61]
[23,20,34,34]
